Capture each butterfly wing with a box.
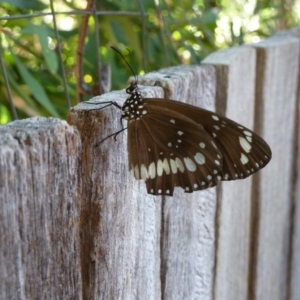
[143,98,272,182]
[127,103,224,195]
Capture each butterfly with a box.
[93,48,272,196]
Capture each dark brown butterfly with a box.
[93,48,272,196]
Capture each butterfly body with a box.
[121,81,271,196]
[122,84,145,121]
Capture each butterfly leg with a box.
[84,101,122,111]
[95,126,127,147]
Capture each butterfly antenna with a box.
[126,48,139,83]
[110,46,138,83]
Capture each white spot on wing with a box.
[207,175,212,180]
[193,183,198,188]
[134,165,140,179]
[246,136,252,143]
[140,164,148,180]
[177,131,184,135]
[243,130,252,136]
[170,119,175,124]
[170,159,177,174]
[157,160,163,176]
[239,137,252,153]
[194,152,205,165]
[148,162,156,179]
[199,142,205,148]
[212,115,219,121]
[162,158,170,175]
[240,153,249,165]
[214,160,220,165]
[175,157,185,172]
[184,157,197,172]
[168,142,172,147]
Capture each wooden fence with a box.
[1,27,300,300]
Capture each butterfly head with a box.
[125,81,139,95]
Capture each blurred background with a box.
[0,0,299,123]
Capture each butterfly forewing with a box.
[142,98,272,182]
[127,103,224,195]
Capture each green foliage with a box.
[0,0,299,123]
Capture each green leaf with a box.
[7,69,40,113]
[12,53,60,118]
[21,23,58,74]
[0,0,47,10]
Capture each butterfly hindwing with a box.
[127,103,224,195]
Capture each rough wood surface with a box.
[251,34,300,300]
[68,65,218,299]
[0,117,82,299]
[280,25,300,300]
[68,88,163,299]
[202,46,257,300]
[139,65,218,300]
[285,25,300,300]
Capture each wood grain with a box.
[285,25,300,300]
[0,117,82,299]
[251,33,300,300]
[68,88,163,299]
[138,65,218,300]
[68,65,219,299]
[203,46,257,300]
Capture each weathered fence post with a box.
[68,65,219,299]
[249,32,300,300]
[0,118,82,299]
[202,46,257,300]
[68,88,164,299]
